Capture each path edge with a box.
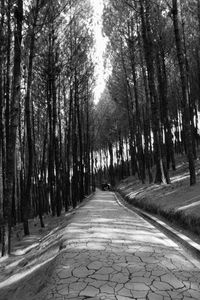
[114,191,200,267]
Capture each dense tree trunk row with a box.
[0,0,95,256]
[99,0,200,186]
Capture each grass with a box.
[117,158,200,238]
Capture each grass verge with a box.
[117,161,200,238]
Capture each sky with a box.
[25,0,109,105]
[90,0,111,104]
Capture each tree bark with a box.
[5,0,11,161]
[4,0,23,255]
[172,0,196,185]
[108,142,115,186]
[128,21,145,182]
[138,29,153,183]
[84,90,90,195]
[23,1,40,235]
[139,0,168,184]
[0,0,5,255]
[120,40,138,176]
[72,72,78,209]
[65,87,73,210]
[77,93,84,202]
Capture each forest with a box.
[0,0,200,257]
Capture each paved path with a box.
[28,191,200,299]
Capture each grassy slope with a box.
[117,157,200,237]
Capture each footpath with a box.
[1,190,200,300]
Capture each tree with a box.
[172,0,196,185]
[0,0,96,256]
[4,0,23,255]
[0,0,5,255]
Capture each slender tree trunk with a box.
[118,130,125,180]
[0,0,5,255]
[155,50,171,184]
[5,0,11,161]
[172,0,196,185]
[91,147,95,192]
[138,29,153,183]
[140,0,168,184]
[72,73,78,208]
[143,107,153,183]
[47,76,55,215]
[4,0,23,255]
[47,27,56,216]
[0,77,4,254]
[23,7,39,235]
[84,92,90,195]
[159,48,176,171]
[55,137,62,216]
[51,49,61,216]
[128,21,145,182]
[77,94,84,202]
[108,142,115,187]
[65,88,73,210]
[57,77,64,213]
[197,0,200,109]
[180,3,196,159]
[120,40,138,176]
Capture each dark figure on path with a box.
[101,182,110,191]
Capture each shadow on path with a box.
[1,190,200,300]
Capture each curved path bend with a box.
[8,190,200,299]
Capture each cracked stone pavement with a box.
[7,190,200,299]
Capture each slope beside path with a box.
[117,162,200,242]
[1,190,200,300]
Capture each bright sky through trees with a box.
[90,0,110,104]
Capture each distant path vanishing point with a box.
[2,190,200,300]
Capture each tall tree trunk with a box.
[140,0,168,184]
[197,0,200,108]
[72,73,78,209]
[108,142,115,187]
[180,3,196,159]
[0,0,5,255]
[65,88,73,210]
[172,0,196,185]
[23,6,38,235]
[77,94,84,202]
[55,137,62,216]
[47,72,55,216]
[118,130,124,180]
[5,0,11,161]
[120,40,138,176]
[158,47,176,171]
[51,49,61,216]
[128,21,145,182]
[91,147,95,192]
[155,50,171,184]
[47,27,56,216]
[143,107,153,183]
[4,0,23,255]
[84,91,90,195]
[138,29,153,183]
